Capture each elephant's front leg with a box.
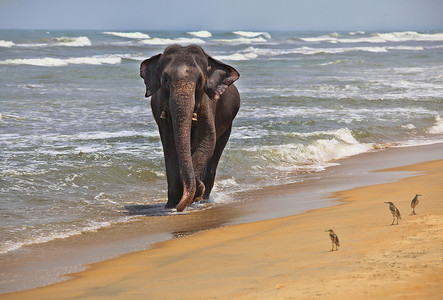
[191,116,216,202]
[158,120,183,208]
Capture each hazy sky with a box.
[0,0,442,31]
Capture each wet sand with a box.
[1,143,442,299]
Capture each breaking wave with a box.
[241,44,425,58]
[141,37,205,45]
[299,31,443,43]
[103,31,150,39]
[16,36,92,47]
[0,55,122,67]
[231,128,374,182]
[214,51,258,61]
[0,40,15,47]
[211,37,268,44]
[427,115,443,134]
[233,31,271,39]
[187,30,212,38]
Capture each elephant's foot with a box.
[165,201,178,209]
[193,181,206,203]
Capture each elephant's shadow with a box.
[124,204,176,216]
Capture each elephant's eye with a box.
[161,74,171,87]
[197,74,204,88]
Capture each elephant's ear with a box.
[140,53,162,97]
[205,56,240,101]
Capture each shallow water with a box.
[1,29,442,255]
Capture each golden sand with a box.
[2,160,442,299]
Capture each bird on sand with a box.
[384,201,402,225]
[325,229,339,251]
[410,194,421,215]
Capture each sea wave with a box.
[427,115,443,134]
[0,40,15,47]
[187,30,212,38]
[242,128,373,173]
[103,31,150,39]
[15,36,92,47]
[214,51,258,61]
[0,218,132,254]
[51,36,92,46]
[233,31,271,39]
[73,130,157,141]
[0,55,122,67]
[299,31,443,43]
[243,44,424,58]
[211,37,268,44]
[141,37,205,45]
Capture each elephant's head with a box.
[140,45,239,211]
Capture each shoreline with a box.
[1,143,442,297]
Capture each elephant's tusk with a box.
[160,111,168,119]
[192,113,198,122]
[160,110,168,119]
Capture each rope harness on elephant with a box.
[160,110,198,121]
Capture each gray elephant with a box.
[140,45,240,212]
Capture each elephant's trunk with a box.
[169,78,196,212]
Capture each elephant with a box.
[140,45,240,212]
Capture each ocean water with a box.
[1,30,442,254]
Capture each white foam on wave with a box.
[299,35,335,43]
[349,31,366,35]
[0,40,15,47]
[0,55,122,67]
[141,37,205,45]
[103,31,150,39]
[376,31,443,42]
[74,130,156,140]
[13,36,91,48]
[214,51,258,61]
[427,115,443,134]
[233,31,271,39]
[187,30,212,38]
[0,218,132,254]
[212,37,267,45]
[240,128,372,176]
[401,124,416,130]
[53,36,91,46]
[245,44,423,58]
[300,31,443,43]
[267,128,371,166]
[25,36,91,47]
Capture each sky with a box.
[0,0,442,31]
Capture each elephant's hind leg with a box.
[202,127,232,199]
[192,180,206,203]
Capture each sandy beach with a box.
[2,144,442,299]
